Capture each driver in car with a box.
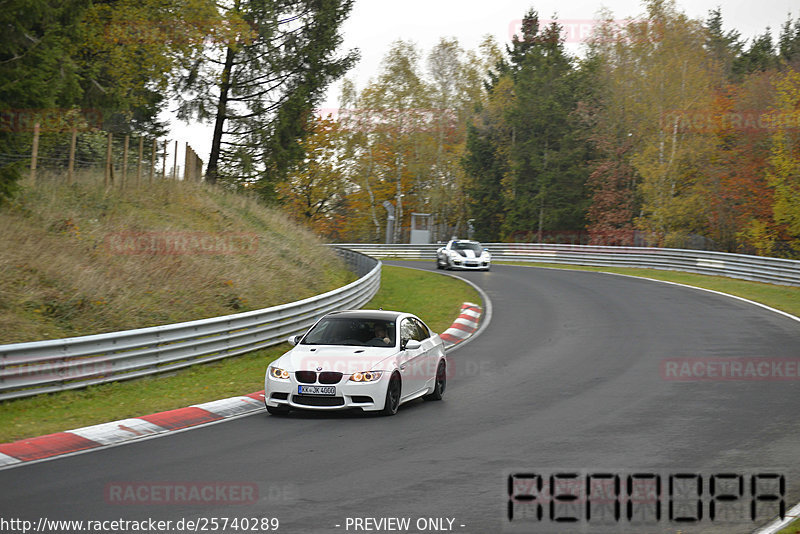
[369,324,392,346]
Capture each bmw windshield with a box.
[301,318,396,347]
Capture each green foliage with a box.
[0,0,85,202]
[463,120,507,242]
[733,31,779,80]
[704,7,743,81]
[462,10,594,241]
[767,68,800,254]
[505,13,593,237]
[779,16,800,64]
[177,0,359,196]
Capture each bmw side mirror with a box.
[403,340,422,351]
[287,335,301,346]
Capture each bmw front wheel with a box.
[381,373,401,416]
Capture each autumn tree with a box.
[589,0,725,247]
[277,116,348,237]
[766,68,800,255]
[698,73,777,253]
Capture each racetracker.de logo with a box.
[661,358,800,381]
[104,232,259,256]
[660,110,800,133]
[104,482,258,505]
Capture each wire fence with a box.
[1,110,204,186]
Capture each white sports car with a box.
[264,310,446,416]
[436,239,491,271]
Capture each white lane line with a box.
[753,502,800,533]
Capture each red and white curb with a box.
[0,302,484,469]
[0,392,265,469]
[440,302,482,348]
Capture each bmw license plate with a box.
[298,385,335,396]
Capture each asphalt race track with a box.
[1,262,799,534]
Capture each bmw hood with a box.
[280,345,396,374]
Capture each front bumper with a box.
[448,258,491,270]
[265,373,388,412]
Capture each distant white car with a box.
[436,239,491,271]
[264,310,447,416]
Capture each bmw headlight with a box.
[269,366,290,379]
[349,371,383,382]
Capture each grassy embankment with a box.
[1,173,353,342]
[0,174,480,442]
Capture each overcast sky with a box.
[163,0,798,164]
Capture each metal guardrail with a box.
[336,243,800,286]
[0,248,380,401]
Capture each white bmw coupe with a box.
[264,310,447,416]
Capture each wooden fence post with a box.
[149,138,156,182]
[136,136,143,187]
[68,127,77,184]
[161,139,167,179]
[121,134,129,188]
[183,142,190,181]
[105,132,113,187]
[172,140,178,180]
[29,122,40,183]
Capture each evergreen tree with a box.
[0,0,85,201]
[462,60,512,242]
[733,31,779,80]
[778,15,800,66]
[177,0,358,197]
[502,10,592,239]
[462,119,507,242]
[704,8,742,81]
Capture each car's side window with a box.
[400,319,415,344]
[411,318,429,341]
